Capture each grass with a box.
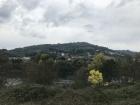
[0,83,140,105]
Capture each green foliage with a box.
[0,77,6,88]
[54,60,74,79]
[0,85,61,103]
[26,58,56,85]
[1,43,140,105]
[9,42,124,57]
[39,54,49,63]
[1,83,140,105]
[88,53,119,82]
[42,88,111,105]
[88,53,106,70]
[102,59,118,81]
[0,49,9,64]
[73,67,88,89]
[133,53,140,81]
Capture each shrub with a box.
[3,85,60,103]
[0,77,6,88]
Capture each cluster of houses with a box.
[9,57,31,62]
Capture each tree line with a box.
[0,49,140,88]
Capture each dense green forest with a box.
[8,42,135,57]
[0,42,140,105]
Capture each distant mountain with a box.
[8,42,136,57]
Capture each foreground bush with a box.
[0,83,140,105]
[0,84,61,104]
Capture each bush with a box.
[0,83,140,105]
[26,61,56,85]
[45,88,112,105]
[73,67,88,89]
[1,84,60,103]
[0,77,6,88]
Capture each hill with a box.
[8,42,136,57]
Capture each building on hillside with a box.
[9,57,31,62]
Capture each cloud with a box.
[18,0,42,10]
[108,0,139,8]
[0,0,140,51]
[0,0,17,23]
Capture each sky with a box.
[0,0,140,51]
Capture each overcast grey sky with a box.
[0,0,140,51]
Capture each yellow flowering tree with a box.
[88,69,103,86]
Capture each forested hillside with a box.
[0,43,140,105]
[8,42,135,57]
